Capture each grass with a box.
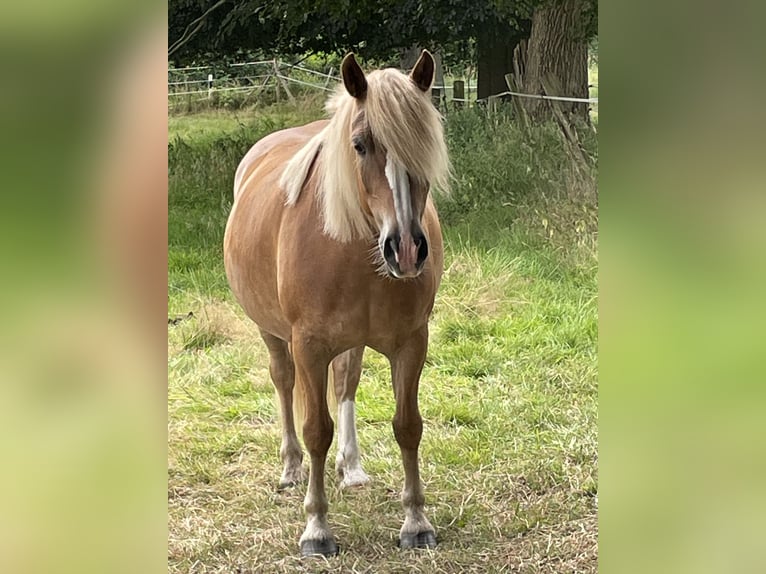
[168,97,327,144]
[589,59,598,124]
[168,99,597,572]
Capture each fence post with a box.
[431,87,442,111]
[487,95,499,114]
[273,59,280,102]
[453,80,464,110]
[275,62,295,103]
[540,73,591,174]
[323,67,335,89]
[207,73,214,100]
[505,73,530,136]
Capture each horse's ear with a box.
[341,53,367,99]
[410,50,435,92]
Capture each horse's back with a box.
[233,120,327,201]
[225,120,327,339]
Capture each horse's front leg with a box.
[389,326,436,549]
[292,335,338,557]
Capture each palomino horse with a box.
[224,50,450,556]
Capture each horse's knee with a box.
[392,412,422,450]
[269,359,294,390]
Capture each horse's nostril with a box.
[383,235,398,263]
[416,236,429,266]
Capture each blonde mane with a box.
[280,68,450,243]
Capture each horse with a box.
[223,50,450,557]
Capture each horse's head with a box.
[340,51,446,279]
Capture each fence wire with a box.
[168,59,596,106]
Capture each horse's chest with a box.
[371,288,432,325]
[280,272,433,349]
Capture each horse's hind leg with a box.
[332,346,371,488]
[259,329,304,489]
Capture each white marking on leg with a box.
[299,514,333,544]
[336,400,370,488]
[300,460,335,546]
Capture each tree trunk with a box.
[477,18,530,101]
[521,0,589,120]
[399,46,422,70]
[400,45,444,86]
[400,46,445,109]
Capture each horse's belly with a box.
[224,184,292,341]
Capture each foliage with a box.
[437,104,597,257]
[169,0,595,65]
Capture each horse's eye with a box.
[353,140,366,155]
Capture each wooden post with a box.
[505,73,530,136]
[431,87,442,111]
[541,72,591,173]
[323,67,335,89]
[273,60,280,102]
[487,95,499,114]
[453,80,465,110]
[274,60,295,103]
[433,51,445,109]
[277,75,295,103]
[254,73,273,97]
[207,73,214,100]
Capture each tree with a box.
[170,2,501,61]
[168,0,597,119]
[476,14,530,100]
[517,0,597,120]
[168,0,231,58]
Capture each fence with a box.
[169,59,482,109]
[168,59,595,113]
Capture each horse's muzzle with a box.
[382,229,428,278]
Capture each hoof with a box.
[399,530,437,549]
[339,468,371,489]
[300,538,339,557]
[278,466,306,490]
[277,476,305,490]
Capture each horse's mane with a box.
[280,68,450,243]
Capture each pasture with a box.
[168,100,598,572]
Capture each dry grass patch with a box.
[170,300,257,353]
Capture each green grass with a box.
[169,99,326,144]
[589,59,599,124]
[168,100,597,572]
